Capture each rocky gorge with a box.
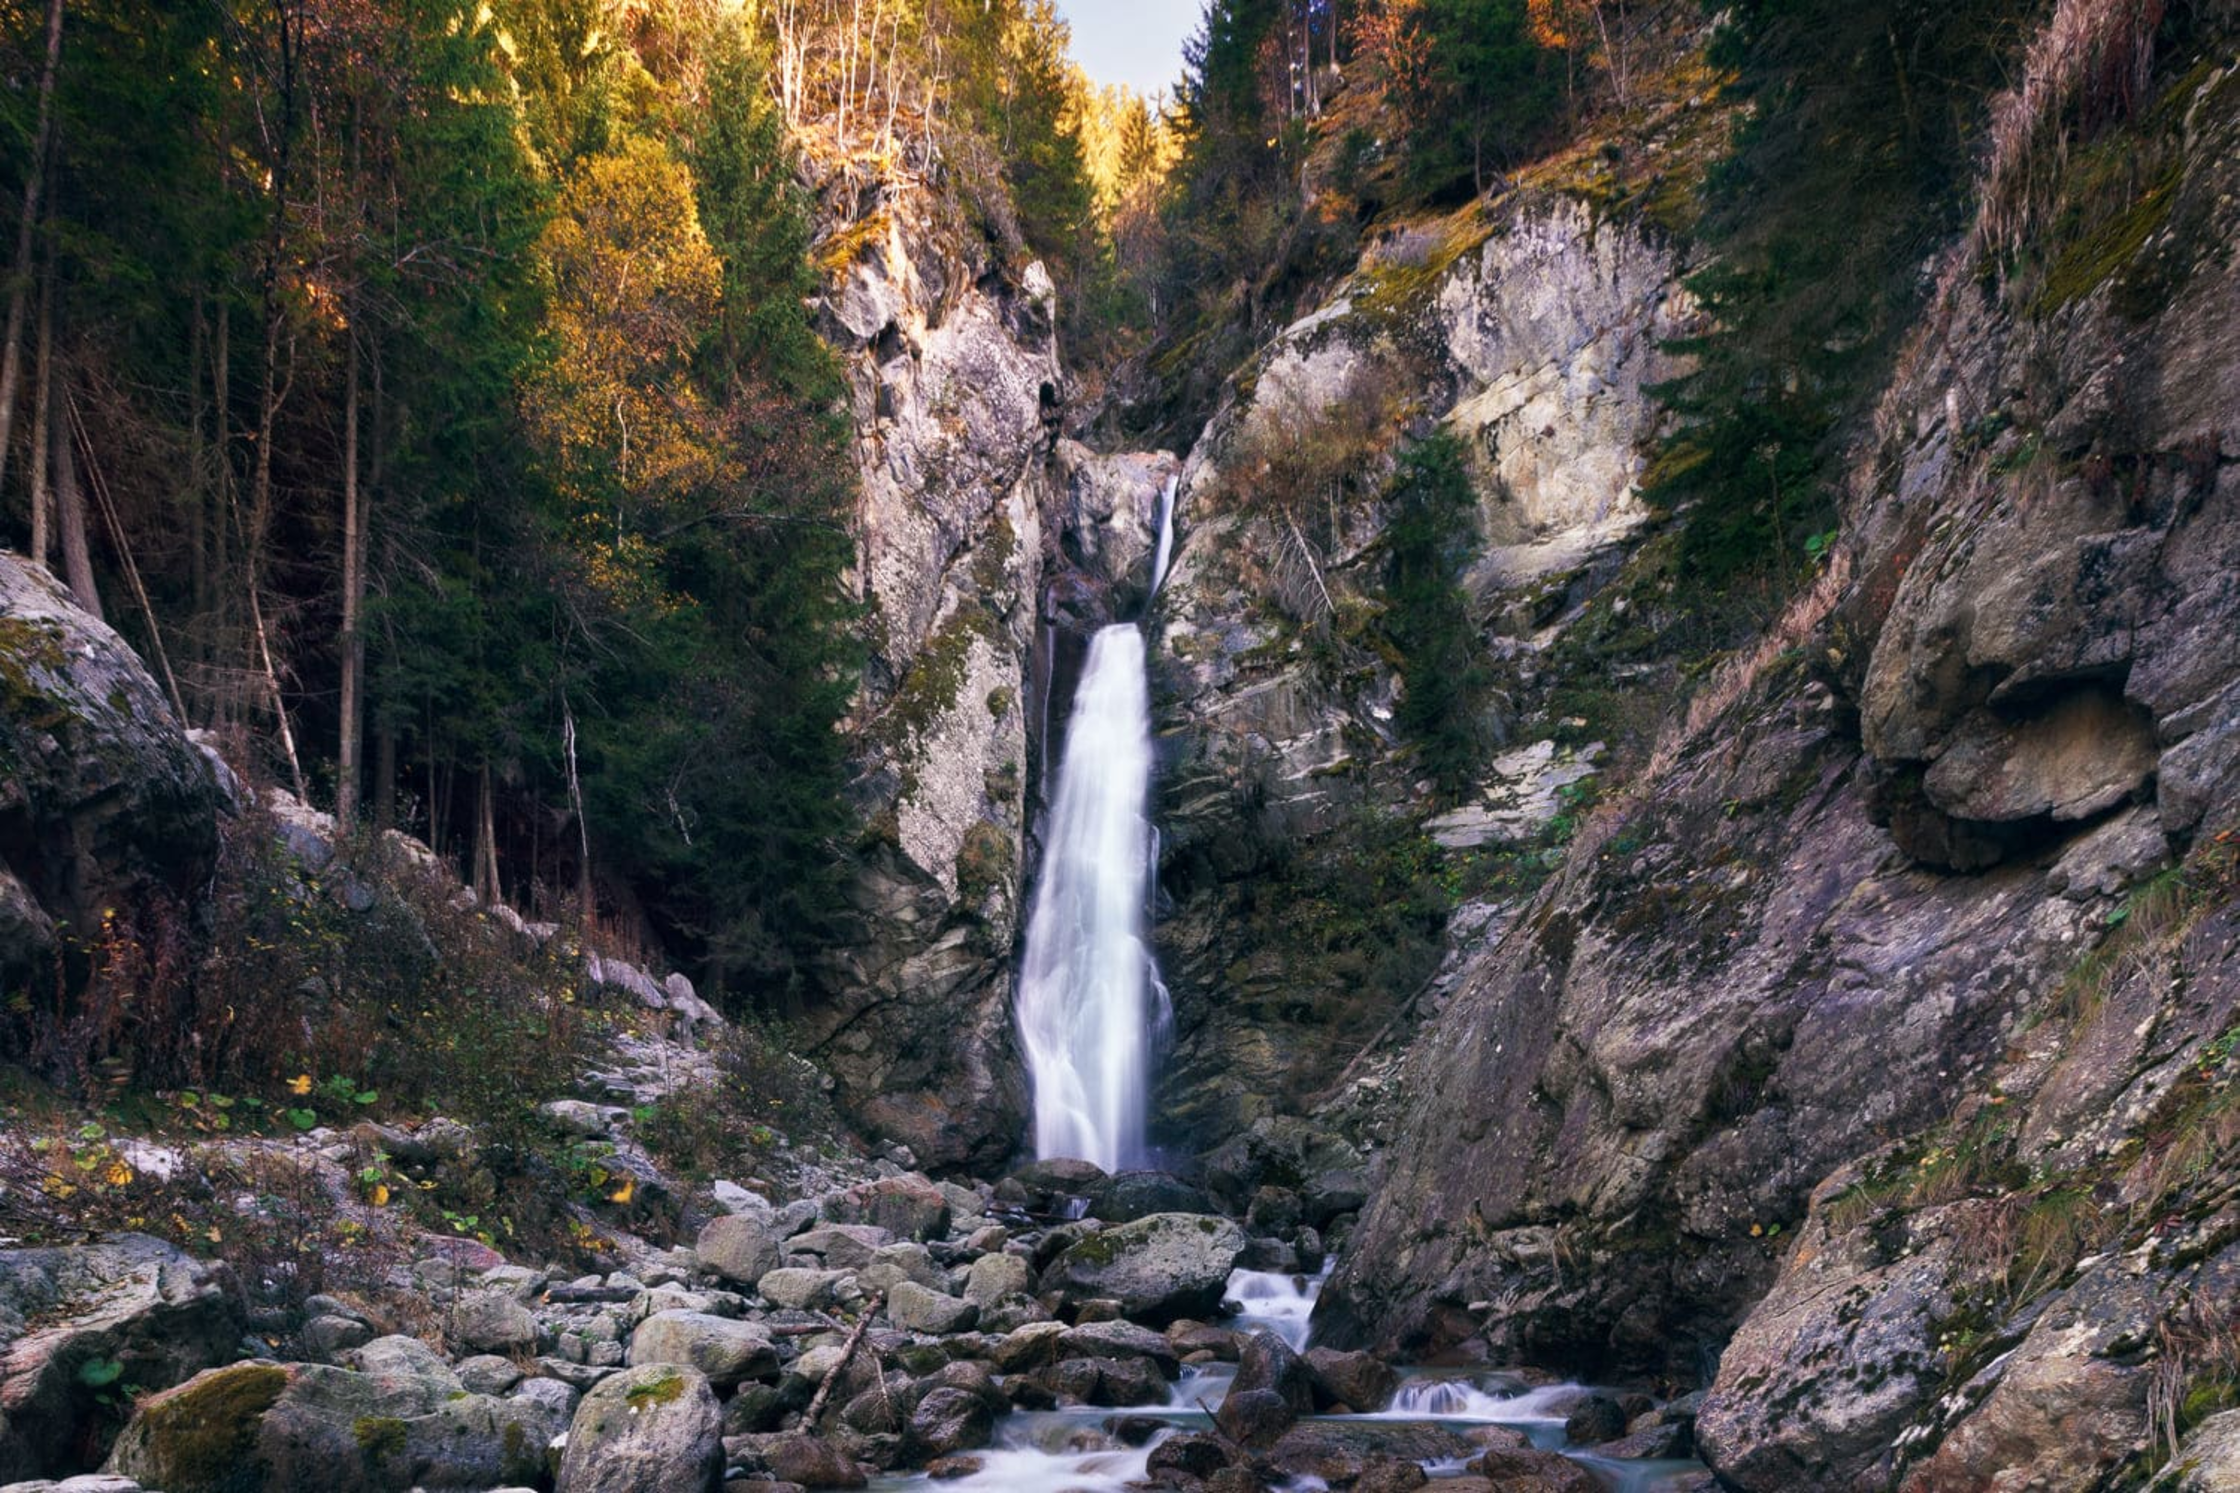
[5,1,2240,1490]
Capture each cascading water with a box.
[1015,483,1177,1171]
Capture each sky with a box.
[1053,0,1201,98]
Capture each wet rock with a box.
[989,1321,1067,1372]
[1304,1346,1398,1411]
[1598,1422,1693,1459]
[1169,1320,1245,1361]
[557,1364,721,1493]
[724,1430,867,1488]
[1230,1331,1315,1415]
[885,1281,978,1335]
[1087,1170,1218,1222]
[1006,1157,1108,1196]
[907,1387,993,1457]
[1029,1356,1168,1407]
[1057,1319,1181,1376]
[1268,1423,1479,1484]
[1356,1457,1430,1493]
[1039,1212,1248,1323]
[0,1235,239,1483]
[1214,1387,1298,1449]
[1147,1431,1231,1480]
[696,1215,782,1288]
[1245,1187,1301,1235]
[1468,1435,1601,1493]
[1562,1393,1629,1446]
[628,1311,777,1388]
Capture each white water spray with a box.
[1016,477,1178,1171]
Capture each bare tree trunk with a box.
[563,700,593,922]
[337,324,363,826]
[48,368,98,618]
[474,764,500,907]
[0,0,65,504]
[247,581,306,799]
[27,264,53,567]
[210,304,231,706]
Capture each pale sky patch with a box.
[1053,0,1199,99]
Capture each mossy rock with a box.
[107,1362,290,1493]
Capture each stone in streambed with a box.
[724,1430,867,1488]
[1215,1387,1298,1448]
[1058,1319,1180,1376]
[1304,1346,1398,1411]
[1562,1392,1630,1446]
[907,1386,993,1457]
[1038,1212,1247,1323]
[628,1311,777,1388]
[959,1252,1030,1304]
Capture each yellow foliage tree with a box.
[524,135,724,607]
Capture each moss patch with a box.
[624,1367,688,1411]
[353,1414,408,1461]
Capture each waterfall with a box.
[1016,476,1176,1171]
[1150,474,1178,596]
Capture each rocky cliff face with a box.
[1322,40,2240,1488]
[1146,193,1691,1151]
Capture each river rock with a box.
[1562,1393,1629,1446]
[1215,1387,1298,1449]
[0,1235,240,1483]
[1304,1346,1398,1411]
[859,1242,945,1295]
[1057,1319,1180,1375]
[907,1386,993,1457]
[628,1311,777,1388]
[960,1252,1030,1304]
[696,1214,782,1287]
[1088,1170,1218,1222]
[1038,1212,1248,1322]
[556,1363,721,1493]
[885,1281,978,1335]
[724,1430,867,1488]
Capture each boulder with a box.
[555,1363,722,1493]
[859,1243,945,1296]
[1304,1347,1398,1412]
[1561,1393,1629,1447]
[696,1215,782,1288]
[1038,1213,1248,1323]
[790,1226,889,1270]
[1230,1331,1316,1416]
[0,1236,239,1483]
[2162,1408,2240,1491]
[105,1359,558,1493]
[627,1312,777,1388]
[0,558,226,1003]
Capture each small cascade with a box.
[1222,1261,1331,1351]
[1016,477,1179,1171]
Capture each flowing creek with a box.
[868,1264,1708,1492]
